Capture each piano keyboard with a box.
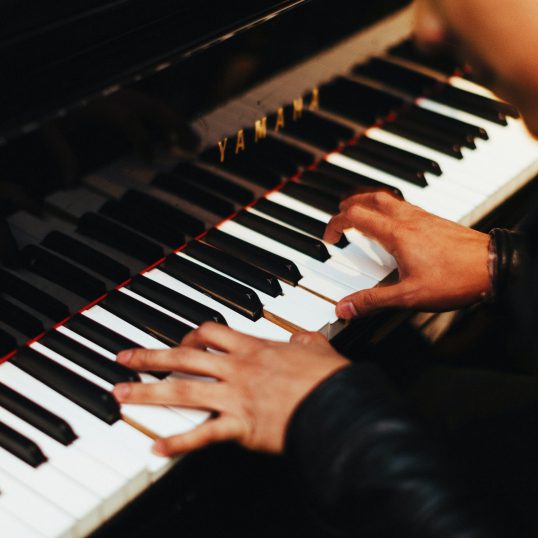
[2,7,538,536]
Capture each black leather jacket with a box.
[284,221,538,538]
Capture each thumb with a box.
[336,283,409,319]
[290,331,329,346]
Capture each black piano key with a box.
[201,229,302,286]
[358,57,518,121]
[248,135,316,167]
[320,77,403,124]
[382,121,464,159]
[248,145,303,178]
[354,57,437,95]
[66,315,138,355]
[234,211,330,262]
[114,193,196,245]
[129,276,227,326]
[171,163,254,205]
[396,114,477,150]
[315,162,405,198]
[0,327,17,357]
[10,347,121,425]
[280,182,340,215]
[42,232,131,284]
[183,241,282,298]
[41,331,141,385]
[0,381,77,446]
[64,314,170,383]
[98,199,185,249]
[404,105,488,140]
[389,39,459,76]
[438,84,516,122]
[0,268,69,322]
[342,145,428,187]
[20,245,108,302]
[152,174,235,217]
[77,213,165,265]
[268,108,354,151]
[355,136,442,175]
[0,420,47,468]
[122,190,206,238]
[101,291,192,347]
[0,297,44,338]
[254,198,349,249]
[211,156,284,190]
[298,170,357,198]
[160,255,264,321]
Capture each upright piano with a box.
[1,1,538,536]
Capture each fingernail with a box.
[152,439,167,457]
[117,350,133,365]
[113,384,131,401]
[337,301,358,320]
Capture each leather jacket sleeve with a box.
[285,364,495,538]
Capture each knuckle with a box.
[197,321,214,335]
[372,190,393,209]
[359,290,379,309]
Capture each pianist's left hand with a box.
[324,191,492,318]
[113,323,349,456]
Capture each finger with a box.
[339,191,401,213]
[336,283,411,318]
[117,346,229,378]
[152,416,243,456]
[290,331,328,346]
[181,322,259,353]
[113,378,230,410]
[324,206,393,247]
[323,212,353,244]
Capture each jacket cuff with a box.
[284,362,399,502]
[488,228,529,303]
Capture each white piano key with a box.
[367,127,498,197]
[0,362,139,510]
[219,220,377,296]
[144,269,293,341]
[212,224,358,302]
[0,506,44,538]
[0,445,100,537]
[250,203,394,280]
[326,152,466,221]
[0,406,123,519]
[267,191,397,271]
[0,466,75,538]
[31,342,197,440]
[177,252,335,332]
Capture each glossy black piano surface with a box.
[2,0,538,535]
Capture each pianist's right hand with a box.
[324,191,492,318]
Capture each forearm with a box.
[285,364,495,538]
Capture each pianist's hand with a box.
[113,324,349,456]
[324,191,492,318]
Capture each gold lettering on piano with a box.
[218,137,228,162]
[292,97,304,121]
[254,117,268,143]
[274,107,285,132]
[309,87,320,111]
[235,129,246,154]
